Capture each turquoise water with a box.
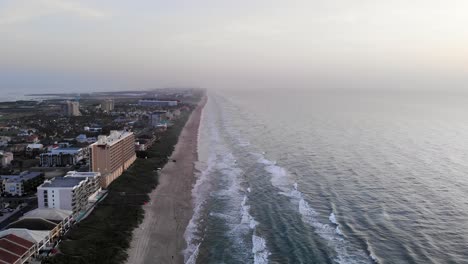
[185,90,468,264]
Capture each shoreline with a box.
[126,96,207,264]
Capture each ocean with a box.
[184,90,468,264]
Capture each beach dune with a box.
[126,97,206,264]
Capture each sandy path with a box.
[126,98,206,264]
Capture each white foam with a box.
[257,157,276,165]
[257,157,291,191]
[295,192,372,264]
[210,212,235,221]
[240,194,270,263]
[264,164,286,177]
[184,97,219,263]
[241,195,259,229]
[252,235,270,264]
[254,148,374,264]
[256,155,293,191]
[184,160,212,262]
[366,242,380,263]
[329,213,337,225]
[335,226,343,236]
[185,242,200,264]
[329,213,345,236]
[239,141,251,147]
[299,198,318,217]
[186,96,269,264]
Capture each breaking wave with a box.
[257,155,374,264]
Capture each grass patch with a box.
[43,110,193,264]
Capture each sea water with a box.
[184,90,468,264]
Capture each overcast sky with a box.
[1,0,468,93]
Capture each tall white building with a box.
[36,171,101,214]
[102,99,114,112]
[62,101,80,116]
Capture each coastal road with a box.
[0,199,38,230]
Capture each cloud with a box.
[0,0,107,25]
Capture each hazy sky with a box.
[1,0,468,93]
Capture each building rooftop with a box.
[0,234,35,264]
[22,208,72,222]
[0,239,27,256]
[91,130,133,147]
[40,177,85,188]
[152,111,167,114]
[26,144,43,149]
[49,147,82,155]
[0,229,49,244]
[0,248,20,264]
[65,171,100,178]
[7,218,58,231]
[2,234,34,248]
[0,172,42,182]
[139,99,178,102]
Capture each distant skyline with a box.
[1,0,468,93]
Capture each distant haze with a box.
[1,0,468,93]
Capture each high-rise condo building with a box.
[102,99,114,112]
[62,101,80,116]
[89,131,136,188]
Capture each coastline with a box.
[126,96,207,264]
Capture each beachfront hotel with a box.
[89,130,136,188]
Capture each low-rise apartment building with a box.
[39,147,86,167]
[36,171,101,215]
[0,172,43,196]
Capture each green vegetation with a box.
[43,110,192,264]
[23,174,46,195]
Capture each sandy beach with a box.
[126,97,206,264]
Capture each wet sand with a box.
[126,97,206,264]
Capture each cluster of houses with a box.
[0,98,191,262]
[0,108,183,172]
[0,170,107,263]
[0,208,73,262]
[0,126,142,262]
